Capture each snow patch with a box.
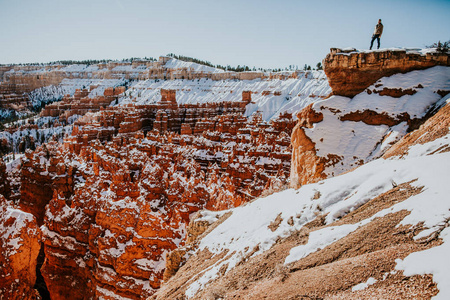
[351,277,377,291]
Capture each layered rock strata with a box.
[0,82,30,111]
[63,89,252,154]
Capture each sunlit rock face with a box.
[323,48,449,97]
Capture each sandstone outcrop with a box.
[19,144,62,226]
[323,48,450,97]
[290,66,450,187]
[290,104,326,188]
[0,82,30,112]
[0,195,41,299]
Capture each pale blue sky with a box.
[1,0,449,68]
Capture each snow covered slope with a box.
[154,97,450,300]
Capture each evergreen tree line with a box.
[1,57,158,67]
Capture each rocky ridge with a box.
[0,195,41,299]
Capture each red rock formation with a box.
[323,48,450,97]
[34,140,212,299]
[18,143,70,226]
[0,195,41,299]
[19,149,55,226]
[290,104,326,188]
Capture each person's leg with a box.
[377,36,380,49]
[370,35,376,50]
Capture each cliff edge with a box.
[323,48,449,97]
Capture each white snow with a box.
[134,257,166,273]
[96,286,134,300]
[194,210,231,224]
[351,277,377,291]
[395,227,450,300]
[0,206,38,256]
[285,223,359,264]
[164,58,224,74]
[0,124,73,153]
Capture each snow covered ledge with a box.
[323,47,450,97]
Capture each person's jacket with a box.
[373,23,383,36]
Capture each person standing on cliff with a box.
[370,19,384,50]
